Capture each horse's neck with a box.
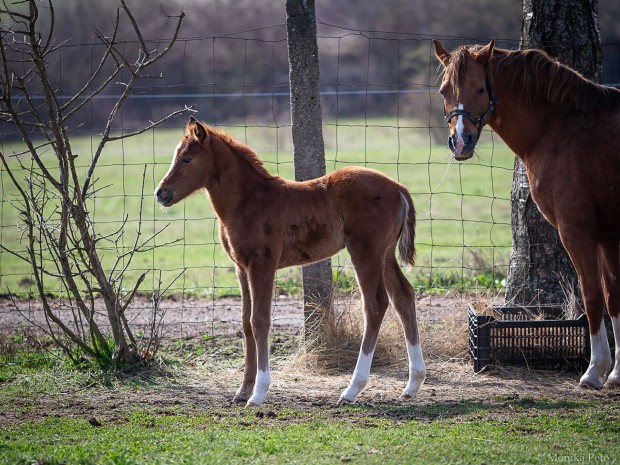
[488,62,561,161]
[206,138,272,219]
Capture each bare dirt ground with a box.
[0,292,465,339]
[2,293,619,427]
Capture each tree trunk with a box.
[286,0,333,338]
[506,0,602,306]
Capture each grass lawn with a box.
[3,405,619,465]
[0,118,515,297]
[1,345,619,465]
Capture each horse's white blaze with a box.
[247,368,270,406]
[580,321,612,389]
[454,103,466,153]
[402,341,426,398]
[607,315,620,385]
[156,142,183,193]
[170,141,183,169]
[340,349,374,402]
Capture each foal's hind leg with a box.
[600,241,620,387]
[233,267,257,403]
[339,248,389,403]
[383,255,425,398]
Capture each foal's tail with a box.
[398,188,416,267]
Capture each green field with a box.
[4,402,618,465]
[1,347,619,465]
[0,118,515,296]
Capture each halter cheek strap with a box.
[444,74,497,139]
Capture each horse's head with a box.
[433,38,496,161]
[155,116,210,207]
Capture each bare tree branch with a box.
[119,0,150,61]
[1,0,187,366]
[61,9,122,117]
[105,106,195,143]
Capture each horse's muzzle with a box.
[155,187,174,206]
[448,134,476,161]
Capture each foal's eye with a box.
[182,157,191,164]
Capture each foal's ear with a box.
[476,38,495,67]
[433,40,451,67]
[188,115,209,144]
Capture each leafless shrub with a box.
[0,0,188,366]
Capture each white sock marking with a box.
[247,368,270,406]
[402,341,426,398]
[607,315,620,384]
[580,322,612,389]
[340,349,374,402]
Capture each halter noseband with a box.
[444,73,497,139]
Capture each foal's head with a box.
[155,116,210,207]
[433,39,496,161]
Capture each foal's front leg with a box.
[233,267,256,403]
[246,261,276,406]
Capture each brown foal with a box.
[155,117,425,405]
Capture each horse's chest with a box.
[528,180,549,203]
[526,172,558,225]
[219,225,269,266]
[528,160,620,234]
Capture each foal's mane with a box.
[448,45,620,112]
[208,126,277,180]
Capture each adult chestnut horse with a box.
[155,116,425,405]
[433,39,620,389]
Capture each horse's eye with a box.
[478,87,486,94]
[182,157,191,164]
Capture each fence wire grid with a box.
[1,21,618,338]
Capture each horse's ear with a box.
[433,40,451,67]
[188,116,208,144]
[476,38,495,67]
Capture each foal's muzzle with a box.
[155,187,174,206]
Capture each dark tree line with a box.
[1,0,618,138]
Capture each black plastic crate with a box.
[468,305,598,372]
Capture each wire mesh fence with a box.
[1,21,619,338]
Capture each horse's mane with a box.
[493,47,620,111]
[209,126,277,180]
[449,45,620,112]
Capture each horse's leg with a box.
[383,255,425,399]
[245,261,276,406]
[233,267,256,403]
[600,241,620,387]
[339,247,389,403]
[559,231,612,389]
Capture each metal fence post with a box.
[286,0,333,341]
